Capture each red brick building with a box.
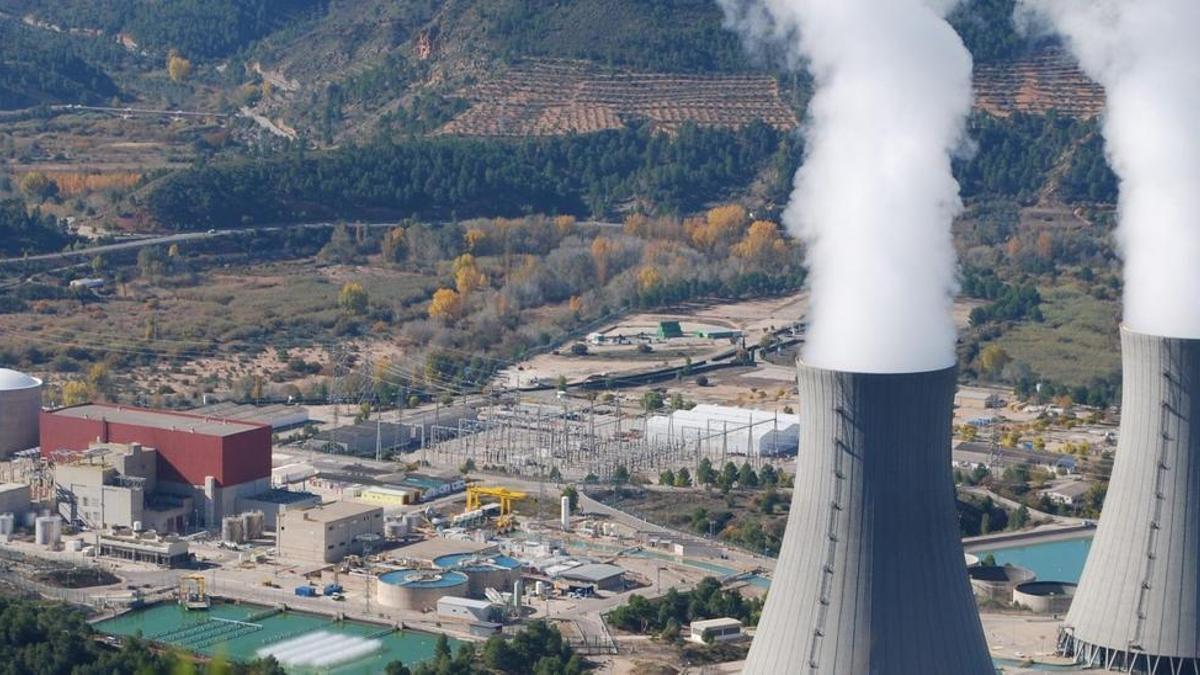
[40,404,271,488]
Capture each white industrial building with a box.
[690,618,744,644]
[437,596,500,623]
[645,405,799,457]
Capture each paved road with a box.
[1,220,623,267]
[0,222,394,266]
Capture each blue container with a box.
[324,584,343,595]
[294,586,316,597]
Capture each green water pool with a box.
[96,602,458,674]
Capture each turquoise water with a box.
[975,536,1093,583]
[97,601,457,675]
[378,569,469,588]
[433,553,521,570]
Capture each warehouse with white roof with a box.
[645,404,799,457]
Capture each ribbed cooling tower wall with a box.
[743,364,992,675]
[1062,328,1200,673]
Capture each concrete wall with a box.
[743,365,992,675]
[376,576,467,612]
[1065,329,1200,662]
[0,384,40,458]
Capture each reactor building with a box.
[40,403,272,528]
[0,368,42,458]
[1061,328,1200,673]
[743,363,992,674]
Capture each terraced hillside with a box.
[438,46,1103,138]
[438,60,799,137]
[975,48,1106,118]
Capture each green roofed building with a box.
[657,321,684,339]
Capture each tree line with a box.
[607,577,762,639]
[144,121,799,228]
[21,0,327,59]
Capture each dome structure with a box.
[0,369,40,391]
[0,369,42,457]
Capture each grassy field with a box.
[994,282,1121,386]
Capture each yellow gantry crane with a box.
[465,486,528,517]
[179,574,210,610]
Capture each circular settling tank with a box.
[968,565,1036,601]
[433,554,522,598]
[0,369,42,457]
[376,569,468,611]
[1013,581,1077,614]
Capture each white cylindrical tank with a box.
[385,520,409,539]
[132,521,143,532]
[513,578,525,609]
[560,496,571,530]
[0,369,42,458]
[35,516,60,547]
[0,513,14,536]
[535,581,547,597]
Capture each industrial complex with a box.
[0,317,1185,675]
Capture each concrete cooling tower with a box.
[1061,328,1200,673]
[743,363,992,675]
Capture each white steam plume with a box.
[1016,1,1200,339]
[719,0,974,373]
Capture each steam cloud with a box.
[719,0,973,373]
[1016,1,1200,338]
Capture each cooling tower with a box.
[1061,328,1200,673]
[744,363,992,675]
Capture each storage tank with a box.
[221,516,245,544]
[434,553,523,598]
[34,516,60,548]
[0,513,13,536]
[1014,581,1076,615]
[968,565,1037,602]
[241,511,265,540]
[0,369,42,458]
[376,569,468,611]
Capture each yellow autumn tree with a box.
[733,220,787,262]
[623,213,650,238]
[464,228,487,253]
[452,254,487,295]
[338,281,369,315]
[637,266,663,293]
[554,215,576,237]
[167,51,192,83]
[429,288,464,322]
[381,227,406,263]
[591,236,614,284]
[62,381,93,406]
[568,296,584,316]
[689,204,749,252]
